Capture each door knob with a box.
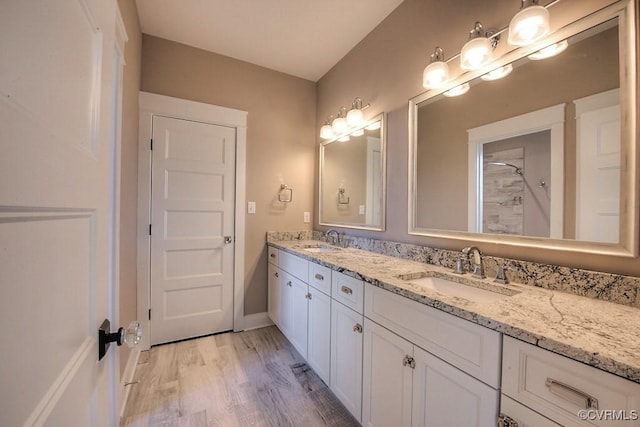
[98,319,142,361]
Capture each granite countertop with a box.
[268,239,640,384]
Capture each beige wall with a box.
[117,0,141,374]
[316,0,640,276]
[140,36,317,314]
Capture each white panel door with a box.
[362,319,413,427]
[331,301,364,422]
[411,346,498,427]
[289,277,309,359]
[575,90,621,243]
[307,287,331,385]
[150,115,236,345]
[0,0,118,425]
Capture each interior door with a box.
[0,0,118,425]
[150,115,236,345]
[576,102,621,243]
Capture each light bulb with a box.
[423,61,450,89]
[508,4,550,46]
[320,124,334,139]
[346,108,364,127]
[460,37,493,70]
[338,135,350,142]
[365,121,381,131]
[351,129,364,137]
[443,83,470,97]
[480,64,513,81]
[528,40,568,60]
[332,116,347,134]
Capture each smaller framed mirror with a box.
[319,113,386,231]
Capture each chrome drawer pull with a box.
[353,323,363,333]
[315,273,324,281]
[274,272,279,278]
[341,285,353,295]
[270,253,276,258]
[287,281,292,287]
[545,378,598,410]
[402,355,416,369]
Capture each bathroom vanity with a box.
[267,237,640,426]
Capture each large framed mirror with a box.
[408,0,638,256]
[319,113,386,231]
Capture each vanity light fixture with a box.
[460,22,498,71]
[480,64,514,81]
[443,82,470,97]
[508,0,550,47]
[320,98,371,140]
[423,47,450,89]
[528,39,568,60]
[320,116,335,139]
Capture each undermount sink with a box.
[300,244,341,253]
[400,273,520,304]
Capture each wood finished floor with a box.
[121,326,360,427]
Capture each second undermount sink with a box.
[400,273,520,304]
[300,244,341,253]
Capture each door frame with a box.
[137,91,247,350]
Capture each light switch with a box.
[248,201,256,214]
[303,212,311,223]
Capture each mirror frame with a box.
[319,112,387,231]
[408,0,638,257]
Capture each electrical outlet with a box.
[303,212,311,223]
[359,205,366,215]
[248,201,256,214]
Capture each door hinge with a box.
[149,224,152,235]
[150,138,153,150]
[148,309,151,321]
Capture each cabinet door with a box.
[331,301,364,422]
[278,271,294,338]
[289,276,308,359]
[267,264,280,326]
[411,346,498,427]
[362,319,413,427]
[307,288,331,385]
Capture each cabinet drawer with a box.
[502,336,640,427]
[332,271,364,314]
[364,284,501,388]
[267,246,279,266]
[500,395,561,427]
[309,262,332,295]
[279,250,308,281]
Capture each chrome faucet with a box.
[325,229,340,246]
[461,246,486,279]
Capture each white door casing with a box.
[574,89,621,243]
[0,0,121,425]
[150,116,236,345]
[138,92,247,350]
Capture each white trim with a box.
[118,348,140,419]
[137,92,247,350]
[467,104,565,238]
[243,312,274,331]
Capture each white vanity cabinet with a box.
[500,336,640,427]
[362,283,500,427]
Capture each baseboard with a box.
[243,312,274,331]
[119,347,141,418]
